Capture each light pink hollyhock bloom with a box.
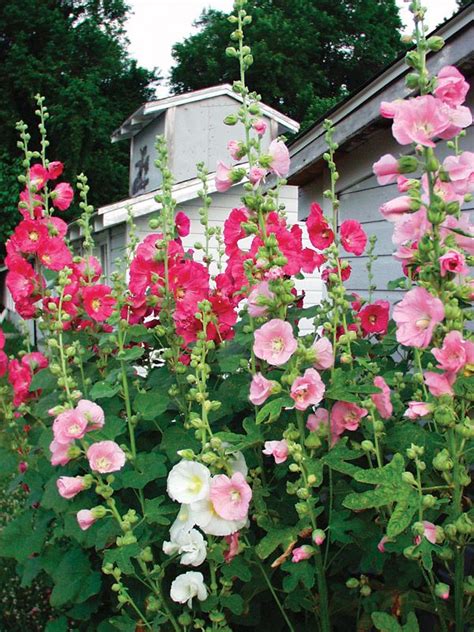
[331,401,368,443]
[57,476,86,499]
[248,280,274,317]
[392,208,429,246]
[378,536,389,553]
[76,399,105,430]
[292,545,314,563]
[439,250,469,277]
[371,376,393,420]
[391,95,450,147]
[432,330,474,374]
[248,166,266,187]
[380,100,403,119]
[340,219,367,256]
[210,472,252,521]
[77,509,96,531]
[215,161,233,192]
[53,409,88,445]
[253,319,297,366]
[262,440,289,464]
[380,195,413,222]
[252,119,267,136]
[424,371,455,397]
[249,372,274,406]
[224,532,240,563]
[290,368,325,411]
[438,103,472,140]
[393,287,444,348]
[86,441,126,474]
[443,151,474,195]
[440,215,474,256]
[434,66,470,108]
[227,140,242,161]
[268,140,290,178]
[397,175,411,192]
[312,337,334,371]
[306,408,329,431]
[414,521,437,545]
[404,401,433,419]
[373,154,400,186]
[49,439,73,467]
[51,182,74,211]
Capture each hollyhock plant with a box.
[262,440,289,464]
[209,472,252,521]
[340,220,367,256]
[290,368,325,410]
[253,319,297,366]
[86,441,126,474]
[393,287,444,348]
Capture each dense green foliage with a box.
[170,0,405,129]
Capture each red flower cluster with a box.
[7,351,48,407]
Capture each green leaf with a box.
[354,453,405,485]
[386,494,418,538]
[115,452,167,489]
[30,368,56,391]
[256,526,298,560]
[372,612,403,632]
[221,593,244,615]
[256,396,293,425]
[282,559,315,592]
[144,496,173,526]
[50,548,101,607]
[89,380,120,399]
[118,345,145,362]
[403,612,420,632]
[133,390,169,420]
[221,556,252,582]
[324,388,360,403]
[0,511,50,561]
[343,487,395,511]
[103,543,141,575]
[45,617,69,632]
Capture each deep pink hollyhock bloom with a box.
[76,399,105,430]
[6,258,40,302]
[224,532,240,563]
[268,140,290,178]
[57,476,86,499]
[331,401,368,442]
[404,401,433,419]
[47,161,64,179]
[439,250,469,277]
[51,182,74,211]
[262,440,289,464]
[49,439,73,467]
[82,285,116,322]
[393,287,444,348]
[306,205,334,250]
[253,319,297,366]
[371,376,392,419]
[252,119,267,136]
[306,408,329,431]
[392,95,450,147]
[249,372,274,406]
[379,195,413,222]
[7,359,32,407]
[175,211,190,237]
[290,368,325,411]
[312,337,334,370]
[378,536,389,553]
[45,216,68,239]
[0,351,7,378]
[21,351,48,371]
[37,237,73,271]
[18,461,28,474]
[433,331,474,374]
[340,219,367,256]
[87,441,126,473]
[292,546,314,563]
[215,161,233,192]
[0,327,4,350]
[29,164,49,190]
[443,151,474,195]
[424,371,455,397]
[13,219,49,254]
[248,166,266,187]
[358,301,390,336]
[434,66,469,108]
[53,409,88,445]
[223,207,249,255]
[77,509,96,531]
[74,255,102,282]
[248,280,274,317]
[373,154,400,186]
[210,472,252,521]
[301,248,326,273]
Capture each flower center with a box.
[188,476,203,493]
[368,314,377,324]
[230,490,241,502]
[69,423,81,435]
[96,457,111,470]
[271,337,284,353]
[29,231,39,241]
[415,316,431,330]
[91,298,102,311]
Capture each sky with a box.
[125,0,460,97]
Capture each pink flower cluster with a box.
[6,351,48,407]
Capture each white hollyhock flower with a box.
[169,504,195,540]
[170,571,208,607]
[190,498,247,537]
[167,461,211,504]
[163,528,207,567]
[228,450,248,477]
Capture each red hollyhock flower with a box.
[358,301,390,336]
[47,161,64,179]
[21,352,48,371]
[301,248,327,273]
[44,216,68,238]
[168,260,209,306]
[340,219,367,256]
[6,257,42,302]
[175,211,190,237]
[13,219,49,254]
[18,189,44,219]
[82,285,116,321]
[37,238,73,271]
[321,261,352,283]
[306,203,334,250]
[8,359,32,407]
[224,207,249,255]
[0,351,7,378]
[51,182,74,211]
[29,164,49,190]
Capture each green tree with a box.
[170,0,405,129]
[0,0,158,254]
[456,0,471,8]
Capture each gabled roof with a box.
[112,84,300,142]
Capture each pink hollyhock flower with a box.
[434,66,469,108]
[397,175,411,192]
[443,151,474,195]
[301,248,326,273]
[57,476,86,499]
[371,376,392,419]
[53,409,88,445]
[252,119,267,136]
[77,509,96,531]
[268,140,290,178]
[253,319,297,366]
[18,462,28,474]
[82,285,116,322]
[49,439,73,467]
[21,351,48,372]
[441,215,474,256]
[306,408,329,431]
[224,532,240,563]
[393,287,444,348]
[415,521,437,545]
[439,103,472,140]
[51,183,74,211]
[391,95,450,147]
[358,301,390,336]
[292,545,314,563]
[312,337,334,370]
[175,211,190,238]
[340,219,367,256]
[248,280,274,317]
[262,440,289,464]
[6,257,41,302]
[439,250,469,277]
[290,368,325,411]
[404,401,433,419]
[306,204,334,250]
[378,536,389,553]
[0,351,7,378]
[373,154,400,185]
[223,207,249,255]
[74,255,102,282]
[380,100,403,119]
[392,208,429,246]
[210,472,252,521]
[29,164,49,190]
[248,166,266,187]
[76,399,105,430]
[249,372,274,406]
[37,237,73,271]
[227,140,244,161]
[380,195,413,222]
[331,401,368,443]
[48,161,64,179]
[13,219,48,254]
[7,359,32,406]
[424,371,455,397]
[87,441,126,473]
[215,161,233,192]
[432,331,474,374]
[0,327,4,350]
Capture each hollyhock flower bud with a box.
[249,372,274,406]
[371,376,392,419]
[340,219,367,256]
[290,368,325,410]
[312,529,326,546]
[18,461,28,474]
[227,140,245,161]
[49,439,75,466]
[210,472,252,521]
[77,509,97,531]
[262,440,289,464]
[306,408,329,431]
[434,66,469,108]
[377,536,389,553]
[56,476,87,499]
[268,139,290,178]
[82,284,116,322]
[175,211,190,238]
[373,154,400,185]
[215,161,234,192]
[379,195,414,221]
[252,119,267,136]
[424,371,455,397]
[51,183,74,211]
[76,399,105,430]
[292,545,314,563]
[47,161,64,179]
[86,441,126,473]
[253,319,297,366]
[167,461,211,504]
[439,250,469,277]
[53,409,88,444]
[393,287,444,348]
[170,571,208,607]
[312,337,333,370]
[435,583,450,600]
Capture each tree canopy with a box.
[170,0,405,130]
[0,0,158,254]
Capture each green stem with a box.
[256,560,296,632]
